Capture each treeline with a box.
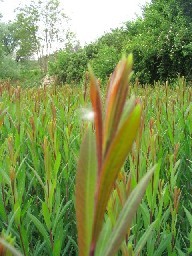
[0,0,192,84]
[0,0,76,81]
[49,0,192,84]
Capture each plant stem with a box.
[18,224,27,256]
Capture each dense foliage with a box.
[49,0,192,84]
[125,0,192,83]
[0,0,75,79]
[0,78,191,255]
[1,0,191,83]
[0,21,21,79]
[0,1,192,255]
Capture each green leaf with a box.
[28,212,51,249]
[146,162,160,213]
[75,129,97,256]
[0,186,7,221]
[52,200,72,234]
[14,202,21,226]
[42,202,51,230]
[33,241,46,256]
[176,248,187,256]
[53,152,61,177]
[26,162,44,190]
[17,163,26,202]
[92,104,142,246]
[140,201,150,229]
[6,208,20,235]
[100,165,156,256]
[95,218,113,256]
[0,167,11,186]
[184,207,192,227]
[53,219,64,256]
[20,224,29,256]
[134,219,158,255]
[119,96,136,127]
[153,233,172,256]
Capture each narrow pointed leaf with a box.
[119,96,136,127]
[102,165,156,256]
[28,213,51,249]
[184,207,192,227]
[112,55,133,124]
[134,219,158,255]
[153,234,172,256]
[92,104,142,246]
[104,54,133,152]
[42,201,51,230]
[89,66,103,173]
[0,188,6,221]
[76,129,97,256]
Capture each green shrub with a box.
[0,55,21,80]
[90,44,120,82]
[124,0,192,83]
[49,43,121,85]
[49,49,88,84]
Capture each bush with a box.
[0,55,21,80]
[49,43,121,85]
[66,50,88,84]
[49,51,71,83]
[49,49,88,84]
[124,0,192,83]
[90,44,120,82]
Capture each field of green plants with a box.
[0,0,192,254]
[0,68,191,255]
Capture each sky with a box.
[0,0,150,45]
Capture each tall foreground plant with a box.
[75,55,156,256]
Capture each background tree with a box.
[0,13,17,57]
[0,20,21,79]
[14,0,73,72]
[49,0,192,84]
[90,44,120,81]
[170,0,192,22]
[13,8,39,61]
[123,0,192,83]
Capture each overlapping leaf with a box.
[92,104,142,246]
[75,129,97,256]
[103,54,133,153]
[89,66,103,173]
[102,165,157,256]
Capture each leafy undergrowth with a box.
[0,74,191,255]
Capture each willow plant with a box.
[75,55,156,256]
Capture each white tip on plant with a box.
[80,108,95,121]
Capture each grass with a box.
[0,75,191,255]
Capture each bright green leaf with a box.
[100,165,156,256]
[28,212,51,249]
[134,219,158,255]
[42,202,51,230]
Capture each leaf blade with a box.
[89,66,103,172]
[102,165,157,256]
[92,104,142,246]
[134,219,158,255]
[104,55,133,152]
[28,212,51,249]
[75,129,97,256]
